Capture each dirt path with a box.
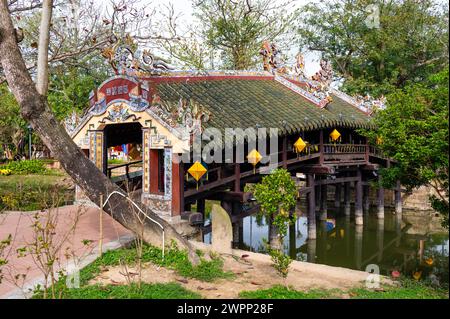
[90,248,380,299]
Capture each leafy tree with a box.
[297,0,449,96]
[48,58,110,120]
[191,0,298,70]
[0,84,27,159]
[365,68,449,227]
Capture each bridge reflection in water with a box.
[204,207,449,285]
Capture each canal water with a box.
[204,206,449,286]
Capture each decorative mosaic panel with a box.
[164,147,172,199]
[142,128,150,194]
[89,130,104,171]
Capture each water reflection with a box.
[204,206,449,285]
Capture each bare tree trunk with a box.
[36,0,52,95]
[0,1,199,264]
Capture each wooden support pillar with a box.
[315,183,321,211]
[319,184,327,221]
[363,184,370,213]
[234,163,241,192]
[377,175,385,219]
[232,221,240,248]
[334,183,341,208]
[319,130,324,165]
[394,180,402,214]
[197,198,205,215]
[307,174,316,239]
[344,181,351,216]
[355,169,364,225]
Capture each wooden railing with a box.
[107,160,142,179]
[323,144,367,154]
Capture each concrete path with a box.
[0,205,132,298]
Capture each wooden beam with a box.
[282,135,287,168]
[298,186,313,195]
[208,191,253,203]
[299,165,335,174]
[315,176,358,185]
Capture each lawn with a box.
[33,243,233,299]
[239,281,449,299]
[0,173,74,211]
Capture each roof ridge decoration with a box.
[148,95,211,137]
[259,41,333,108]
[102,34,173,77]
[259,41,386,114]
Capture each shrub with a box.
[1,160,47,175]
[0,169,12,176]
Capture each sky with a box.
[148,0,321,75]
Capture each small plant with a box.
[267,248,292,280]
[0,234,12,284]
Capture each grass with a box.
[33,243,233,299]
[348,279,449,299]
[0,174,74,211]
[107,159,127,165]
[239,285,338,299]
[239,280,449,299]
[52,283,201,299]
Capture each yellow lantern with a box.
[247,149,262,174]
[425,258,434,266]
[294,137,307,154]
[187,161,207,189]
[330,129,341,142]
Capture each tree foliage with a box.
[0,84,27,159]
[191,0,298,70]
[365,68,449,227]
[297,0,449,95]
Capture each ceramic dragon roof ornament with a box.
[356,94,387,115]
[292,52,306,78]
[308,59,334,107]
[149,95,211,137]
[101,34,173,77]
[259,41,289,74]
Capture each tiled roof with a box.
[150,74,373,136]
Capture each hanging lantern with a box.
[247,149,262,174]
[294,137,307,154]
[330,129,341,142]
[187,161,207,190]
